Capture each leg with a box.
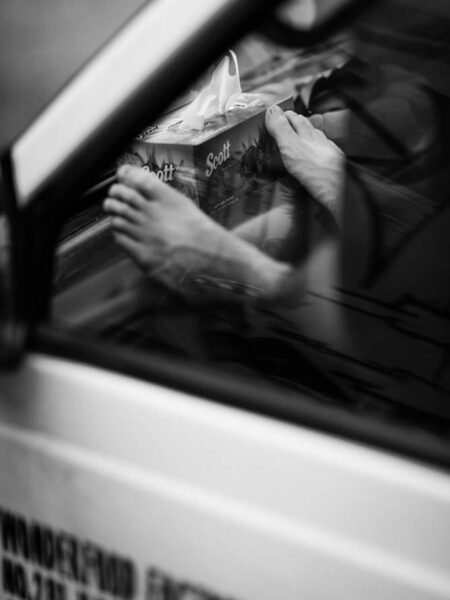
[104,165,296,304]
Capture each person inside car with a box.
[103,104,344,306]
[103,56,450,411]
[104,56,447,302]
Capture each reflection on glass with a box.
[52,1,450,437]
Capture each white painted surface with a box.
[1,353,450,599]
[11,0,234,206]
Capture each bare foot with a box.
[103,165,221,288]
[103,165,294,303]
[265,106,345,226]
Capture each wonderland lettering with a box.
[0,508,136,600]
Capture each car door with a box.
[1,1,450,599]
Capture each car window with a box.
[46,0,450,453]
[0,0,146,362]
[0,0,146,152]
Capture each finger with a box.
[103,198,142,224]
[108,183,147,210]
[265,105,299,150]
[117,165,167,200]
[285,111,313,136]
[286,111,331,145]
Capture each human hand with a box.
[265,106,345,226]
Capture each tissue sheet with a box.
[180,50,264,130]
[118,95,294,226]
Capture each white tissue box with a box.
[118,96,293,226]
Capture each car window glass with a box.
[50,1,450,442]
[0,0,146,151]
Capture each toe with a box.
[103,197,141,223]
[113,232,147,267]
[109,215,140,240]
[108,183,147,210]
[117,165,165,200]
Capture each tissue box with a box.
[118,96,293,226]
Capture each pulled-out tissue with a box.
[181,50,264,131]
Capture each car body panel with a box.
[1,354,450,599]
